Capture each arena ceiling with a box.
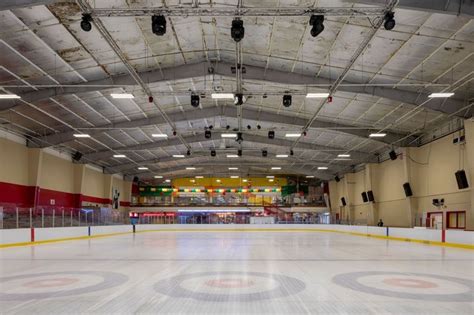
[0,0,472,182]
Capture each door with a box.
[427,212,443,230]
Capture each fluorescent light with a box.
[369,133,387,138]
[73,134,90,138]
[242,179,248,182]
[228,167,239,170]
[195,176,204,179]
[306,175,315,178]
[306,93,330,98]
[221,133,237,138]
[113,154,126,158]
[276,154,288,158]
[271,167,281,170]
[266,175,275,178]
[190,179,195,183]
[165,179,171,183]
[110,93,134,99]
[152,134,168,138]
[269,179,274,182]
[138,167,148,170]
[318,167,328,170]
[154,176,163,179]
[0,94,21,99]
[227,154,239,158]
[186,167,196,170]
[211,93,234,99]
[337,154,351,158]
[428,92,454,98]
[230,175,239,179]
[216,179,221,183]
[285,133,301,138]
[173,154,185,158]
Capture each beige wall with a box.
[0,137,132,208]
[329,123,473,229]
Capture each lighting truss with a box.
[85,6,387,17]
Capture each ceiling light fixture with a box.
[173,154,185,158]
[318,167,328,170]
[73,134,91,138]
[230,175,239,179]
[113,154,126,158]
[282,94,292,107]
[383,11,396,31]
[337,154,351,158]
[369,133,387,138]
[306,175,315,178]
[228,167,239,170]
[266,176,275,178]
[271,167,281,170]
[285,133,301,138]
[221,133,237,138]
[428,92,455,98]
[154,176,163,179]
[242,179,248,182]
[152,134,168,138]
[110,93,134,99]
[164,179,171,183]
[195,176,204,179]
[276,154,288,158]
[211,93,234,99]
[186,167,196,170]
[138,167,148,170]
[0,94,21,99]
[227,154,239,158]
[269,179,274,182]
[306,93,330,98]
[231,18,245,42]
[80,14,92,32]
[191,94,200,107]
[152,15,167,35]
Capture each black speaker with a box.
[341,197,346,206]
[403,182,413,197]
[211,150,216,157]
[389,150,397,160]
[268,131,275,139]
[367,190,374,202]
[455,170,469,189]
[335,175,340,182]
[204,130,211,139]
[72,151,82,162]
[361,192,368,203]
[133,176,139,183]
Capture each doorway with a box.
[427,212,443,230]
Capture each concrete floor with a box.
[1,230,473,314]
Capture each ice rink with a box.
[1,230,473,314]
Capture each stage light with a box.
[187,150,191,156]
[152,15,167,35]
[268,131,275,139]
[247,125,251,130]
[211,150,216,157]
[191,94,200,107]
[80,14,92,32]
[257,125,261,130]
[238,149,242,157]
[290,150,294,156]
[283,94,292,107]
[262,150,268,157]
[205,130,211,139]
[309,15,324,37]
[236,132,243,143]
[384,12,395,30]
[231,18,245,42]
[234,93,245,106]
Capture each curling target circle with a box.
[0,271,128,301]
[154,271,306,302]
[332,271,474,302]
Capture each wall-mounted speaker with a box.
[335,175,340,182]
[389,150,397,160]
[403,182,413,197]
[133,176,139,183]
[455,170,469,189]
[367,190,374,202]
[341,197,346,207]
[361,192,368,203]
[72,151,82,162]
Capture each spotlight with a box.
[148,96,154,103]
[384,12,395,30]
[226,125,230,130]
[335,175,340,182]
[152,15,167,36]
[303,131,307,136]
[309,15,324,37]
[80,14,92,32]
[247,125,251,130]
[234,93,245,106]
[290,150,294,156]
[209,125,213,130]
[191,94,200,108]
[282,94,292,107]
[173,130,177,136]
[262,150,268,157]
[211,149,216,157]
[186,150,191,156]
[236,132,243,144]
[238,149,242,157]
[268,131,275,139]
[205,130,211,139]
[231,18,245,42]
[257,125,261,130]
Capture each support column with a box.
[104,174,113,207]
[464,120,474,230]
[402,147,417,227]
[73,164,86,208]
[365,164,377,226]
[28,148,43,210]
[343,175,353,223]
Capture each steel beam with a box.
[81,131,374,162]
[8,62,466,117]
[350,0,474,16]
